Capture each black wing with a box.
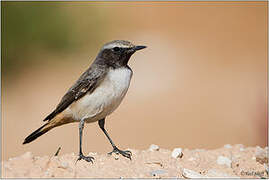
[43,63,107,122]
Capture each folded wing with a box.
[43,63,107,122]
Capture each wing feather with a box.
[43,63,107,122]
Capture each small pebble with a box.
[150,169,167,176]
[21,152,33,159]
[235,144,244,149]
[233,154,240,159]
[60,161,68,169]
[149,144,160,152]
[44,169,52,177]
[217,156,232,167]
[171,148,183,158]
[255,146,268,164]
[182,168,206,178]
[224,144,232,148]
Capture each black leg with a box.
[98,118,132,160]
[77,118,94,163]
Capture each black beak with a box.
[134,45,147,51]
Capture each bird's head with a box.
[96,40,146,68]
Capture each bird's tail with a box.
[23,122,55,144]
[23,113,72,144]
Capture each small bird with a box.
[23,40,146,162]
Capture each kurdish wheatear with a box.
[23,40,147,162]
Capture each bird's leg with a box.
[98,118,132,160]
[77,118,94,163]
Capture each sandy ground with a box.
[2,144,268,178]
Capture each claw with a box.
[108,147,132,160]
[76,154,95,163]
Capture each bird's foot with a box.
[76,153,94,163]
[108,147,132,160]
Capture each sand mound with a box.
[2,144,268,178]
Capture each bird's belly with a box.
[67,67,132,123]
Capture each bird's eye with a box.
[113,47,120,52]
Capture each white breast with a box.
[68,67,132,122]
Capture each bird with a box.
[23,40,147,163]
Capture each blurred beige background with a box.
[2,2,267,160]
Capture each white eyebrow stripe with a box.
[103,43,133,50]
